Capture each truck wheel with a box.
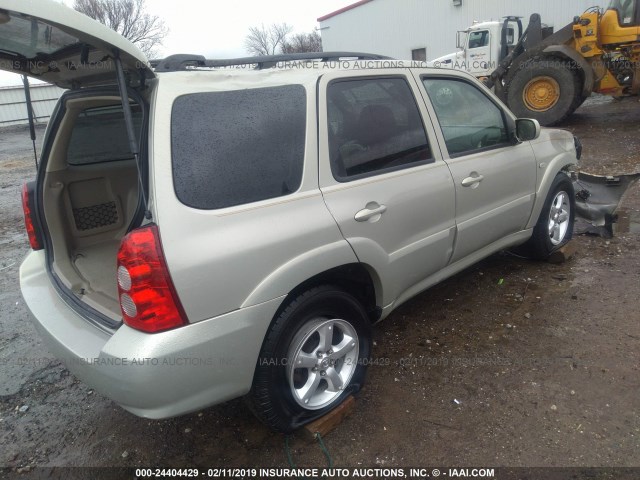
[505,58,581,126]
[249,285,371,432]
[514,173,575,259]
[571,93,590,112]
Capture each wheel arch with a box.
[269,263,383,326]
[240,237,383,323]
[526,156,577,230]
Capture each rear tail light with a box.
[116,225,187,333]
[21,183,43,250]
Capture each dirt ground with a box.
[0,96,639,476]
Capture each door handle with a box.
[355,203,387,222]
[461,174,484,187]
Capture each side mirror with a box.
[456,31,465,50]
[515,118,541,141]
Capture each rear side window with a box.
[67,104,142,165]
[171,85,306,210]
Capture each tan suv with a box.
[4,0,579,432]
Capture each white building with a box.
[318,0,598,61]
[0,83,63,128]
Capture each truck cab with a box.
[432,17,523,79]
[600,0,640,45]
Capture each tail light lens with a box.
[21,183,43,250]
[116,225,187,333]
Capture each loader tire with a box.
[505,58,582,126]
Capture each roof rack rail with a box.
[150,52,393,72]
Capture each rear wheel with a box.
[249,285,371,432]
[505,58,582,126]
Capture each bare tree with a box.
[244,23,293,56]
[73,0,168,58]
[281,31,323,54]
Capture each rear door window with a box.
[171,85,306,210]
[327,77,432,181]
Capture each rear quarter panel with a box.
[149,72,358,324]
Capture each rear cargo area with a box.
[41,95,144,322]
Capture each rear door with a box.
[0,0,154,88]
[318,70,456,308]
[417,73,537,263]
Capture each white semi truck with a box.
[431,16,526,79]
[430,3,640,126]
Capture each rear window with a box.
[171,85,306,210]
[67,104,143,165]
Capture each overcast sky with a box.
[0,0,355,86]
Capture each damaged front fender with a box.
[526,129,579,230]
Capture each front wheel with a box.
[249,285,371,432]
[515,173,575,259]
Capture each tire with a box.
[505,57,582,126]
[574,93,590,110]
[249,285,371,432]
[566,90,590,117]
[515,173,575,259]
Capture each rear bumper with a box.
[20,250,283,418]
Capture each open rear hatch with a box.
[2,0,154,329]
[0,0,154,88]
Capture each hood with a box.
[0,0,154,88]
[429,51,464,69]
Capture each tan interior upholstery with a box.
[42,96,139,320]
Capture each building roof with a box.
[317,0,374,22]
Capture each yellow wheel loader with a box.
[486,0,640,125]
